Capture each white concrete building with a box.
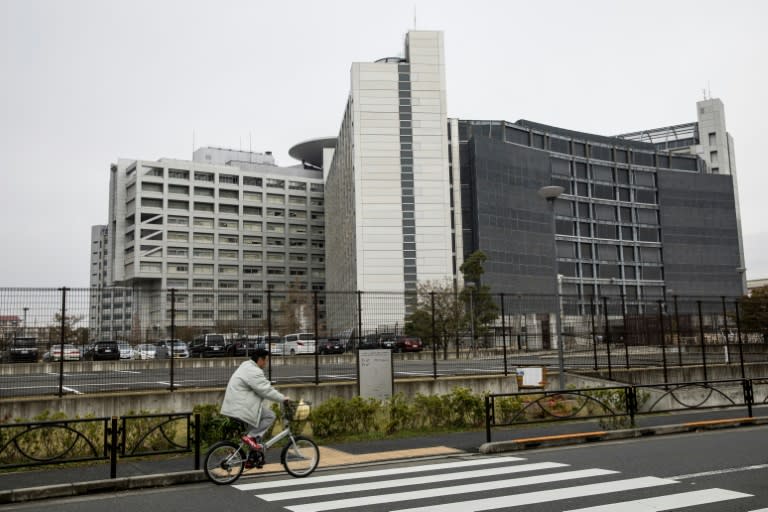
[323,30,457,332]
[91,147,326,339]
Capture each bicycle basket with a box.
[285,400,311,421]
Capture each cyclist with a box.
[221,348,290,468]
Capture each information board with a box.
[358,349,393,400]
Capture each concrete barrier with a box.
[1,374,518,419]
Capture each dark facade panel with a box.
[469,136,557,294]
[657,170,742,297]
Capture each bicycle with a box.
[203,400,319,484]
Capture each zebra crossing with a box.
[232,455,762,511]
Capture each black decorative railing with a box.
[485,378,765,442]
[0,412,200,477]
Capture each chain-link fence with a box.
[0,287,766,398]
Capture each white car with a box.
[134,343,157,359]
[279,333,316,356]
[117,343,134,359]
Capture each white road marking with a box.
[260,462,568,501]
[232,456,523,491]
[564,488,752,511]
[670,464,768,480]
[389,476,677,512]
[61,386,82,395]
[114,370,141,374]
[282,468,618,512]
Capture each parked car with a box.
[154,339,190,359]
[276,333,316,356]
[378,333,397,350]
[190,334,226,358]
[227,335,280,356]
[83,341,120,361]
[117,343,134,359]
[2,336,39,363]
[44,343,81,361]
[317,337,345,355]
[357,333,381,349]
[134,343,157,360]
[392,335,423,352]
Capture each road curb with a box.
[478,416,768,454]
[0,471,207,505]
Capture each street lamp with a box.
[538,185,565,389]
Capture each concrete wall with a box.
[2,375,517,420]
[582,362,768,385]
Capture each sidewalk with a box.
[1,408,767,504]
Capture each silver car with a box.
[117,343,134,360]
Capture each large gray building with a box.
[454,113,745,305]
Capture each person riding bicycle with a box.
[221,348,290,468]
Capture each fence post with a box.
[194,413,201,470]
[267,290,273,379]
[734,299,746,379]
[626,386,637,427]
[603,296,612,380]
[485,395,493,443]
[109,416,118,479]
[621,289,629,369]
[431,292,437,380]
[697,300,708,381]
[313,291,319,385]
[743,379,754,418]
[500,293,508,376]
[721,296,731,366]
[58,287,67,398]
[170,288,176,392]
[590,295,598,370]
[657,300,668,385]
[356,291,363,386]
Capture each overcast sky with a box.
[1,0,766,288]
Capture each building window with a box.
[219,204,239,215]
[167,231,189,242]
[708,132,717,146]
[194,264,213,275]
[219,234,239,245]
[220,189,239,200]
[194,202,214,212]
[244,191,262,202]
[219,219,238,230]
[193,248,213,259]
[169,185,189,195]
[710,150,718,165]
[194,171,214,182]
[220,174,239,185]
[267,194,285,205]
[142,198,163,208]
[169,169,189,180]
[289,181,306,190]
[219,249,238,260]
[195,187,214,197]
[266,178,285,189]
[168,200,189,210]
[167,247,188,257]
[243,221,262,232]
[244,176,262,187]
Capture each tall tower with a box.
[325,30,454,330]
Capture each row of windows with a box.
[137,197,326,216]
[140,166,325,191]
[555,201,659,225]
[139,182,325,203]
[162,248,325,263]
[143,261,326,277]
[558,261,663,280]
[556,242,661,263]
[163,278,326,292]
[553,178,657,204]
[158,233,325,248]
[552,160,657,186]
[556,221,660,242]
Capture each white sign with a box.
[516,367,546,388]
[358,349,393,400]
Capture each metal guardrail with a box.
[484,378,761,442]
[0,412,200,477]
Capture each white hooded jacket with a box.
[220,360,286,427]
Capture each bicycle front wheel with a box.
[281,436,320,477]
[204,441,245,485]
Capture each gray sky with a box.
[1,0,766,288]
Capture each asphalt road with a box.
[4,425,768,511]
[0,350,753,398]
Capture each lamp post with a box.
[22,307,28,336]
[538,185,565,389]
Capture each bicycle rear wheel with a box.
[281,436,320,477]
[204,441,246,485]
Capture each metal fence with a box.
[484,377,768,442]
[0,412,200,477]
[0,287,766,398]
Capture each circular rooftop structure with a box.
[289,137,337,169]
